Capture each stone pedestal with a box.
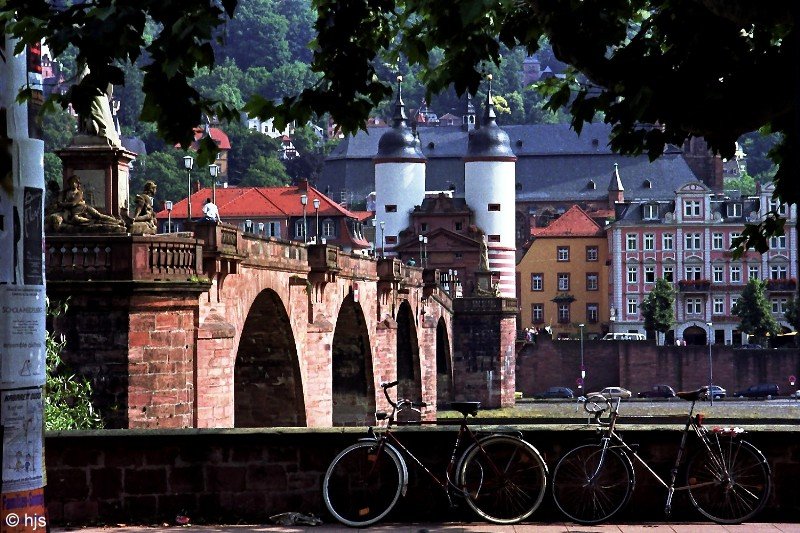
[56,143,137,217]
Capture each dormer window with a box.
[643,179,652,188]
[683,200,701,217]
[587,180,596,190]
[727,203,742,217]
[642,204,658,220]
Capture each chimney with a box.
[298,178,309,192]
[194,180,201,193]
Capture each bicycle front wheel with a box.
[322,440,405,527]
[686,438,771,524]
[551,443,635,524]
[457,434,548,524]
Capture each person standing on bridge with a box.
[202,198,220,222]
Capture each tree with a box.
[732,279,780,345]
[641,278,675,345]
[239,155,291,187]
[784,297,800,345]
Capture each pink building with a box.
[609,182,797,345]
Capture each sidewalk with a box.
[53,523,800,533]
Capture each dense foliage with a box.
[641,278,675,343]
[732,280,780,345]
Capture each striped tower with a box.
[374,76,426,257]
[463,78,517,297]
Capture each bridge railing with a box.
[46,235,202,282]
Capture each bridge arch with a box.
[396,300,421,403]
[436,316,453,406]
[332,293,375,426]
[234,288,306,427]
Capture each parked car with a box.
[533,386,574,399]
[597,386,632,399]
[793,390,800,399]
[601,332,646,341]
[637,385,676,398]
[706,385,727,400]
[739,343,764,350]
[734,383,780,399]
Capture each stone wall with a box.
[517,337,800,397]
[45,427,800,525]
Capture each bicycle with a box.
[551,386,772,525]
[322,380,548,527]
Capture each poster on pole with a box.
[0,286,46,389]
[1,388,44,493]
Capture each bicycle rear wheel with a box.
[686,438,771,524]
[551,443,635,524]
[322,440,405,527]
[457,434,548,524]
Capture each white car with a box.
[793,390,800,399]
[598,386,632,399]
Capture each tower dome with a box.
[466,77,515,159]
[376,76,425,161]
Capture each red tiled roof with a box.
[531,205,605,238]
[176,126,232,151]
[351,211,374,223]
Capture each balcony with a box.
[678,279,711,292]
[766,278,797,292]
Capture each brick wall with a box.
[45,427,800,525]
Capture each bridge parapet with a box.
[192,221,248,276]
[240,234,308,272]
[46,234,202,281]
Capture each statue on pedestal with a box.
[70,63,121,148]
[122,181,158,235]
[45,174,126,234]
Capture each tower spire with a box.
[391,75,408,128]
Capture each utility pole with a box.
[0,33,49,530]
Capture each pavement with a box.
[52,523,800,533]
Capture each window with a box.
[627,265,638,284]
[686,297,703,315]
[488,203,501,211]
[386,236,397,244]
[558,303,571,323]
[642,204,658,220]
[727,203,742,217]
[627,298,638,316]
[770,265,788,280]
[586,273,599,291]
[712,233,723,250]
[643,234,655,251]
[385,204,397,213]
[663,265,674,282]
[713,297,725,315]
[730,232,741,247]
[455,222,463,231]
[587,304,599,323]
[488,234,501,242]
[771,298,788,314]
[558,273,570,291]
[626,234,638,251]
[768,199,787,216]
[684,232,701,250]
[531,304,544,323]
[730,265,742,283]
[557,246,570,261]
[268,222,280,237]
[420,223,428,232]
[644,265,655,283]
[662,233,674,251]
[712,265,724,283]
[586,246,598,261]
[769,235,787,249]
[731,296,739,310]
[748,265,760,280]
[684,200,701,217]
[294,219,305,238]
[685,266,702,280]
[530,273,543,291]
[322,220,335,237]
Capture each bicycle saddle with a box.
[676,386,709,402]
[450,401,480,417]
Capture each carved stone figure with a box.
[45,174,126,234]
[71,63,121,147]
[122,181,158,235]
[478,234,490,272]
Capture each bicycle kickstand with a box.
[664,486,675,517]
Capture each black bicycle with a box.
[322,381,548,526]
[551,386,772,524]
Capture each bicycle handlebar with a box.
[380,381,427,413]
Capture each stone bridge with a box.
[45,221,514,429]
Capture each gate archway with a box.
[683,325,707,346]
[396,300,421,403]
[234,289,305,427]
[332,293,375,426]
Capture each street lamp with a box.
[209,163,219,205]
[164,201,173,233]
[578,323,585,391]
[379,221,385,258]
[423,236,428,267]
[300,194,308,243]
[183,155,194,223]
[418,234,424,266]
[707,321,714,406]
[313,197,320,244]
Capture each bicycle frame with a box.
[593,396,736,516]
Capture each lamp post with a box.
[164,201,173,233]
[380,221,385,258]
[707,321,714,405]
[183,155,194,223]
[418,234,424,266]
[578,323,585,391]
[423,236,428,267]
[209,163,219,205]
[313,197,320,244]
[300,194,308,243]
